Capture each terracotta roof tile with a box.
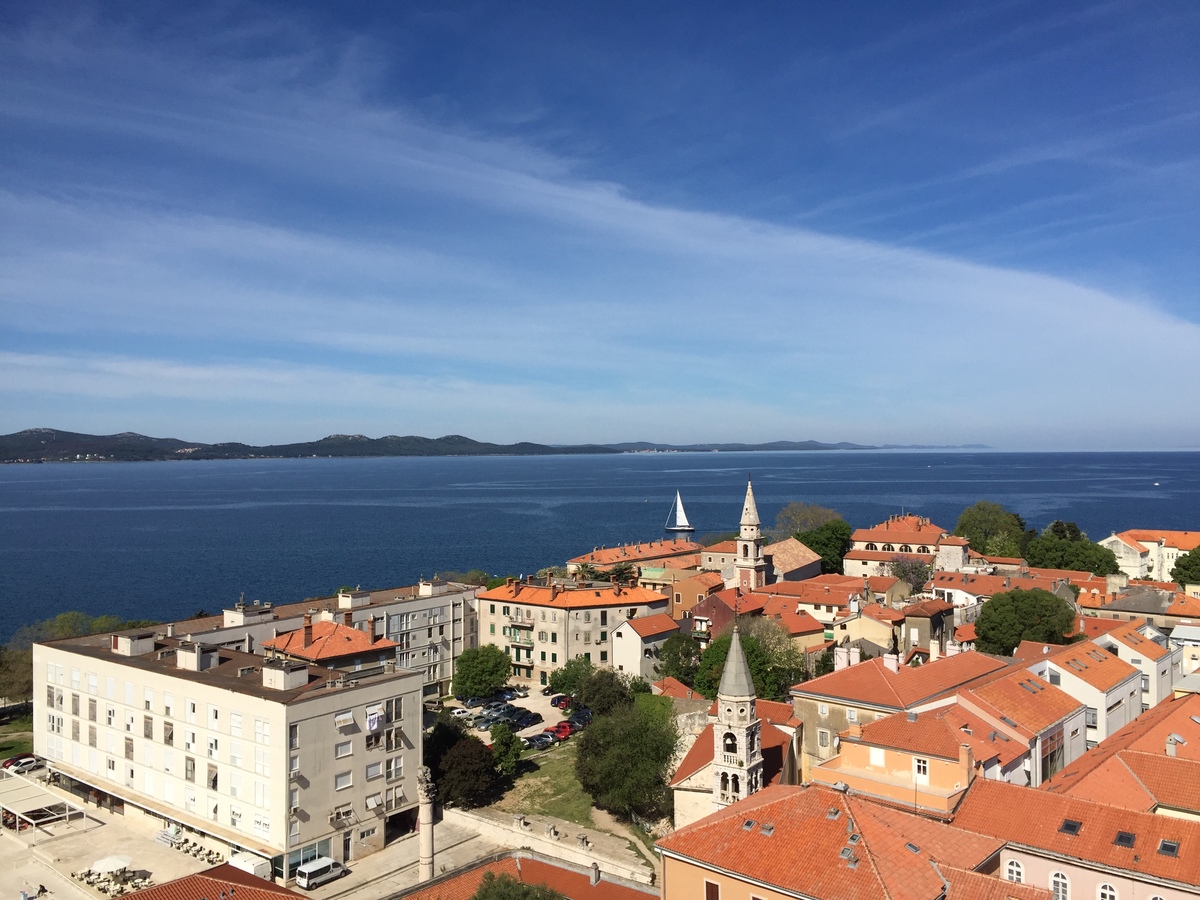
[954,623,977,642]
[962,669,1083,737]
[397,856,655,900]
[477,581,668,610]
[763,536,821,571]
[127,864,303,900]
[568,539,702,567]
[1105,619,1171,660]
[652,676,700,700]
[1121,529,1200,552]
[793,651,1011,710]
[261,621,396,661]
[1015,639,1140,692]
[623,613,679,639]
[955,779,1200,887]
[658,784,1002,900]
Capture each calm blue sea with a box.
[1,451,1197,642]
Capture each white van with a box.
[295,857,346,890]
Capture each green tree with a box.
[975,588,1077,656]
[656,633,702,686]
[548,655,594,697]
[888,556,932,591]
[485,575,519,590]
[605,561,636,584]
[697,531,740,546]
[436,735,499,808]
[437,569,491,586]
[734,617,807,690]
[813,647,835,677]
[574,563,600,582]
[953,501,1033,557]
[1045,520,1085,542]
[1172,549,1200,587]
[771,502,841,541]
[453,645,512,699]
[489,723,523,777]
[1024,534,1119,576]
[472,872,565,900]
[576,669,633,715]
[797,519,853,575]
[694,631,787,700]
[575,695,677,821]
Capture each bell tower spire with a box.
[735,477,767,591]
[712,625,763,811]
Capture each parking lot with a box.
[443,687,582,744]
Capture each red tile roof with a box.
[793,651,1011,711]
[954,623,977,642]
[955,779,1200,887]
[652,676,700,700]
[658,784,1003,900]
[127,864,302,900]
[1015,639,1139,692]
[763,536,821,572]
[622,613,679,639]
[568,539,702,566]
[852,514,949,545]
[261,620,396,661]
[809,573,903,593]
[845,549,936,563]
[703,697,794,726]
[397,856,655,900]
[904,598,954,618]
[702,540,738,554]
[477,581,668,610]
[1119,530,1200,553]
[961,669,1083,737]
[1104,619,1171,660]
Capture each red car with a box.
[543,722,572,741]
[549,695,569,708]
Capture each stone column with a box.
[417,766,436,882]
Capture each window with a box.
[288,722,298,749]
[335,771,352,791]
[846,708,857,722]
[335,741,353,759]
[164,722,175,748]
[124,737,134,760]
[184,730,196,752]
[600,651,608,662]
[1098,885,1117,900]
[551,653,557,663]
[1085,707,1098,727]
[914,758,929,784]
[186,699,196,723]
[818,729,830,748]
[599,631,607,642]
[231,713,244,738]
[106,707,115,727]
[1050,871,1069,900]
[1005,860,1023,883]
[144,716,153,739]
[551,632,557,643]
[254,718,270,745]
[209,705,220,728]
[208,763,219,790]
[366,761,382,780]
[818,703,828,717]
[88,725,97,748]
[385,755,403,781]
[163,693,173,718]
[208,737,219,758]
[705,882,720,900]
[1158,839,1179,857]
[255,747,270,776]
[88,698,97,722]
[185,757,196,782]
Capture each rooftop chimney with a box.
[303,612,313,648]
[343,610,353,626]
[590,864,600,887]
[883,653,900,673]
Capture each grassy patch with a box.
[0,714,33,734]
[0,734,33,758]
[492,742,595,828]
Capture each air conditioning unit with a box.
[289,805,300,816]
[288,770,300,782]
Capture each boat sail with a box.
[664,491,695,532]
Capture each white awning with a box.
[334,711,354,728]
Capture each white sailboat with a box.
[664,491,695,532]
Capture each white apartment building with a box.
[1021,641,1141,748]
[34,629,424,884]
[1099,529,1200,581]
[1090,619,1182,710]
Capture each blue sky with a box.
[2,1,1199,450]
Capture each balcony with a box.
[508,633,534,648]
[507,616,534,628]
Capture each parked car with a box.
[517,711,543,728]
[541,685,554,696]
[549,694,569,708]
[512,686,530,698]
[570,708,592,725]
[544,722,572,741]
[464,696,487,708]
[451,707,473,718]
[2,754,39,774]
[567,715,588,730]
[497,688,517,701]
[483,701,509,714]
[524,733,555,750]
[562,719,584,734]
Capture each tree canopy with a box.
[888,556,931,591]
[953,501,1032,557]
[548,655,594,697]
[453,644,513,699]
[436,733,499,808]
[472,873,565,900]
[1023,533,1119,576]
[656,633,701,686]
[694,630,795,701]
[489,723,523,777]
[575,668,634,715]
[797,518,852,575]
[771,502,841,541]
[575,694,677,821]
[975,588,1076,656]
[1172,548,1200,587]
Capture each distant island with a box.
[0,428,989,463]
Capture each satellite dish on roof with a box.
[1043,645,1050,654]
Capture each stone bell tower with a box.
[712,625,763,811]
[735,478,767,592]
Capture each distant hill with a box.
[0,429,988,463]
